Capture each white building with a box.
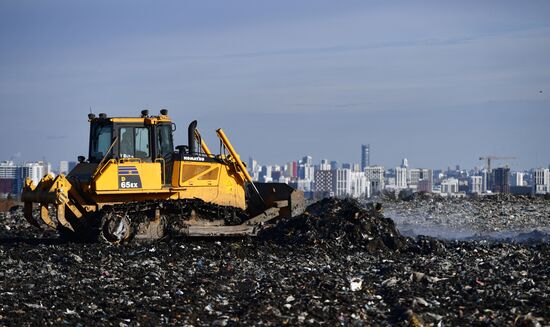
[395,167,408,189]
[0,161,18,179]
[364,166,385,194]
[248,158,261,181]
[21,162,51,185]
[469,176,483,194]
[0,161,53,195]
[481,169,490,193]
[302,165,315,181]
[535,168,550,194]
[441,178,459,194]
[511,172,526,187]
[350,171,369,198]
[319,159,331,171]
[259,165,273,183]
[335,169,352,197]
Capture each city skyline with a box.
[1,141,548,174]
[2,144,549,198]
[1,1,549,169]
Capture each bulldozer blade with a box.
[247,183,305,219]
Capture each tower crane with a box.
[478,156,517,172]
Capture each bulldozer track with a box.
[95,199,248,243]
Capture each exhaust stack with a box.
[188,120,198,155]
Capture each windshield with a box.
[89,123,113,162]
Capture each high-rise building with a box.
[350,171,369,198]
[259,165,273,182]
[335,169,352,197]
[0,161,17,179]
[0,161,18,194]
[395,167,407,189]
[1,161,52,195]
[314,170,335,195]
[469,176,483,194]
[409,168,433,188]
[364,166,385,194]
[361,144,370,171]
[441,178,459,194]
[19,162,50,186]
[298,164,314,181]
[319,159,331,171]
[481,169,489,193]
[534,168,550,194]
[283,162,293,178]
[511,172,526,187]
[248,157,260,180]
[492,167,510,193]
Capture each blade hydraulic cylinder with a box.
[216,128,264,203]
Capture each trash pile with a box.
[1,197,550,326]
[260,198,407,252]
[383,194,550,239]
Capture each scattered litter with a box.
[349,277,363,291]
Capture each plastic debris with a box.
[350,277,363,292]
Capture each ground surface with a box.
[1,197,549,326]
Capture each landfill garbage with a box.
[382,193,550,240]
[1,197,549,325]
[260,198,407,252]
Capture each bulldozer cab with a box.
[87,111,174,185]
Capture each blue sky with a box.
[0,1,549,170]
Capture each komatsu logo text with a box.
[183,156,205,162]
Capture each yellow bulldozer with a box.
[21,110,304,243]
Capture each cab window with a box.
[135,128,150,158]
[119,127,150,159]
[90,123,113,162]
[157,124,173,157]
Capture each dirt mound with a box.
[260,198,407,252]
